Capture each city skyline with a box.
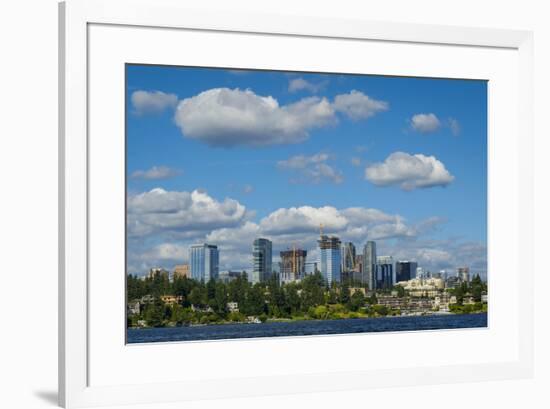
[126,65,488,279]
[144,235,481,291]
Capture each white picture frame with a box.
[59,0,534,407]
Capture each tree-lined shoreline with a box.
[127,272,487,328]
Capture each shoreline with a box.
[128,311,486,330]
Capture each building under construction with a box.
[279,248,307,284]
[318,234,342,286]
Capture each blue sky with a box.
[126,64,487,278]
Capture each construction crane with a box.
[345,243,356,270]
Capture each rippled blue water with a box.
[127,313,487,343]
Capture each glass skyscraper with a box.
[318,235,341,286]
[341,242,356,273]
[189,244,219,282]
[362,241,377,290]
[376,255,394,289]
[395,260,418,283]
[252,238,272,284]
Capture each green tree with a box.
[349,291,365,312]
[150,272,171,297]
[244,283,266,316]
[213,281,228,315]
[393,285,405,298]
[311,305,329,319]
[228,273,248,305]
[189,287,204,307]
[144,299,165,327]
[327,288,339,304]
[453,283,466,305]
[367,293,378,305]
[173,276,195,303]
[470,274,484,302]
[127,274,148,300]
[372,304,389,316]
[285,284,301,315]
[206,279,217,302]
[471,285,482,302]
[339,282,351,306]
[267,275,286,317]
[301,272,325,311]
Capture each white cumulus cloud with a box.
[200,205,444,271]
[410,113,441,133]
[277,153,343,184]
[127,200,481,277]
[415,248,453,265]
[146,243,188,262]
[126,242,189,275]
[127,188,247,237]
[260,206,349,235]
[174,88,336,147]
[368,220,416,240]
[206,221,261,249]
[365,152,454,190]
[126,194,452,274]
[339,207,399,225]
[288,77,328,93]
[333,90,388,120]
[130,166,181,180]
[172,88,389,148]
[131,90,178,115]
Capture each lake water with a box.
[127,313,487,343]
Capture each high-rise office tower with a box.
[319,235,342,286]
[458,267,470,283]
[189,244,219,282]
[376,255,394,289]
[395,260,418,283]
[362,241,377,290]
[354,254,364,272]
[251,238,273,284]
[352,254,364,283]
[173,264,190,280]
[341,242,356,273]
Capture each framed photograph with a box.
[59,0,534,407]
[125,64,489,344]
